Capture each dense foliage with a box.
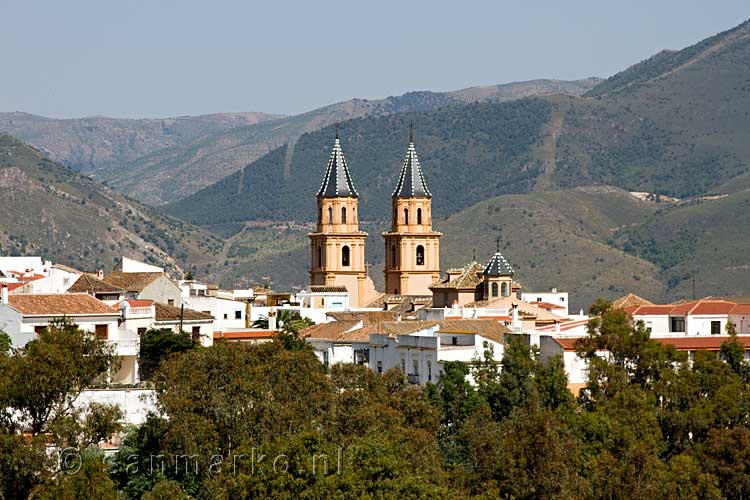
[5,303,750,498]
[138,328,199,380]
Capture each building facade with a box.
[308,133,377,307]
[383,132,441,296]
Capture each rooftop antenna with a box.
[496,236,501,253]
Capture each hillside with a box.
[0,133,224,274]
[165,97,554,224]
[0,111,282,174]
[611,188,750,301]
[94,78,599,204]
[197,186,662,310]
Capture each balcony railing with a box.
[107,338,139,356]
[407,373,420,385]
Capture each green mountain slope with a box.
[611,189,750,301]
[167,20,750,227]
[98,78,599,204]
[0,111,283,172]
[165,98,553,224]
[200,186,664,311]
[0,134,224,274]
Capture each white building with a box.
[103,271,182,306]
[368,320,511,385]
[180,280,251,332]
[521,289,569,317]
[0,288,138,384]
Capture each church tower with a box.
[309,132,376,307]
[383,128,442,296]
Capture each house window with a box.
[417,208,422,225]
[167,299,175,306]
[235,310,242,320]
[452,336,458,346]
[223,313,228,320]
[34,325,46,334]
[341,206,347,224]
[412,359,419,376]
[323,351,329,367]
[328,207,333,225]
[377,360,383,373]
[501,283,508,297]
[416,245,425,266]
[491,282,499,297]
[711,321,721,335]
[404,208,409,225]
[94,324,108,339]
[137,327,147,336]
[191,326,201,342]
[391,245,397,266]
[342,246,350,267]
[427,361,432,382]
[537,297,543,302]
[400,359,406,373]
[317,245,322,268]
[670,317,686,333]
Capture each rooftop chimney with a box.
[1,284,8,305]
[511,303,520,333]
[96,269,104,280]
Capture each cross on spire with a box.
[392,124,431,198]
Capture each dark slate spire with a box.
[317,133,358,198]
[483,252,514,276]
[392,128,431,198]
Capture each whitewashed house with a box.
[0,287,138,384]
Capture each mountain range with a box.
[0,79,599,205]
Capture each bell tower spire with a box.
[383,126,442,296]
[309,131,376,307]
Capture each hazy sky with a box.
[1,1,747,118]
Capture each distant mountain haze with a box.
[0,79,600,205]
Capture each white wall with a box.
[688,315,729,336]
[730,314,750,335]
[521,291,569,316]
[120,257,163,273]
[634,314,670,336]
[77,389,157,426]
[140,276,183,306]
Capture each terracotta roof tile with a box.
[68,274,125,294]
[154,302,213,321]
[8,293,118,316]
[103,272,164,292]
[430,262,483,290]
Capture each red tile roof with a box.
[530,301,565,310]
[632,300,739,317]
[731,304,750,315]
[214,330,277,340]
[117,299,153,308]
[553,335,750,352]
[7,293,118,316]
[653,336,750,351]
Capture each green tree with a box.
[138,328,197,380]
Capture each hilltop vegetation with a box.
[0,134,223,274]
[0,111,282,172]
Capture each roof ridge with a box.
[317,136,358,198]
[392,139,431,198]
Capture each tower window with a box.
[416,245,425,266]
[317,245,322,268]
[501,282,509,297]
[328,206,333,225]
[491,282,498,297]
[417,208,422,225]
[404,208,409,225]
[341,206,347,224]
[342,245,350,267]
[391,245,397,266]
